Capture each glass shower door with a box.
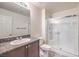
[48,15,78,56]
[59,16,78,56]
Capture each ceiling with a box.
[0,2,30,16]
[0,2,79,16]
[31,2,79,13]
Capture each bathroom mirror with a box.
[0,2,30,39]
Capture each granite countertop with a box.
[0,37,40,55]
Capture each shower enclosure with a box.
[47,15,79,56]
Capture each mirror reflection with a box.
[0,2,30,39]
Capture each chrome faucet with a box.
[19,37,22,40]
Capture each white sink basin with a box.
[10,38,31,45]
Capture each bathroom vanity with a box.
[0,38,40,57]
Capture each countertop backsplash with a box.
[0,35,30,43]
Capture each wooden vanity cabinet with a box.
[1,40,39,57]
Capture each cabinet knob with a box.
[26,46,27,48]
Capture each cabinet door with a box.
[3,46,25,57]
[27,40,39,57]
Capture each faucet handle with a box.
[16,37,19,40]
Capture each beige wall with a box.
[29,4,42,37]
[41,8,46,42]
